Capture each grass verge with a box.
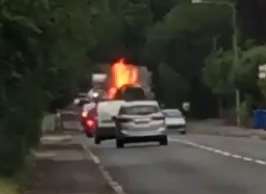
[0,178,19,194]
[0,155,34,194]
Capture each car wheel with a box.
[116,139,124,148]
[160,137,168,146]
[94,137,101,145]
[85,132,93,138]
[180,130,187,135]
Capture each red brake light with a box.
[86,119,95,128]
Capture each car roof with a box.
[98,100,125,105]
[97,100,125,116]
[121,100,159,108]
[98,100,125,110]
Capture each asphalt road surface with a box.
[78,133,266,194]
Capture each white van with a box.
[95,100,125,144]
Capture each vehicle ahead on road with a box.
[114,101,168,148]
[95,100,125,144]
[114,84,146,101]
[162,109,186,134]
[80,103,97,137]
[73,93,90,108]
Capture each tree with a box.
[0,0,96,175]
[203,49,235,116]
[144,3,232,116]
[203,49,235,96]
[236,46,266,93]
[238,46,266,102]
[158,63,189,107]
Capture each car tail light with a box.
[152,116,164,121]
[86,119,96,128]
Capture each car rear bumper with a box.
[117,134,167,143]
[96,127,116,140]
[166,125,186,131]
[116,128,166,141]
[82,126,95,136]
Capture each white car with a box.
[95,100,125,144]
[114,101,168,148]
[162,109,186,134]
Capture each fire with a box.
[108,59,139,99]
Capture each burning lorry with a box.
[88,59,155,143]
[89,59,154,101]
[83,59,154,140]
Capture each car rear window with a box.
[163,110,182,118]
[114,86,146,101]
[120,105,159,115]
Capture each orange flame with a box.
[108,59,139,99]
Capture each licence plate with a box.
[135,118,150,123]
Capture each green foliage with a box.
[0,0,94,175]
[150,0,178,21]
[203,49,234,95]
[158,63,189,107]
[203,44,266,119]
[239,46,266,94]
[258,80,266,99]
[0,177,19,194]
[144,3,232,111]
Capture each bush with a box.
[0,80,47,175]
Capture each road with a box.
[77,133,266,194]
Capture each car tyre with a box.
[180,130,187,135]
[116,139,124,148]
[94,137,101,145]
[86,134,93,138]
[160,137,168,146]
[85,131,93,138]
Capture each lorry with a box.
[92,60,155,144]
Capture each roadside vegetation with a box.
[1,0,266,189]
[0,178,19,194]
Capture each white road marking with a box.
[89,151,100,164]
[255,160,266,165]
[213,149,224,154]
[170,137,266,167]
[221,151,231,157]
[81,143,127,194]
[242,157,253,162]
[231,154,242,159]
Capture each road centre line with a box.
[255,160,266,165]
[231,154,242,159]
[169,138,266,166]
[243,157,253,162]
